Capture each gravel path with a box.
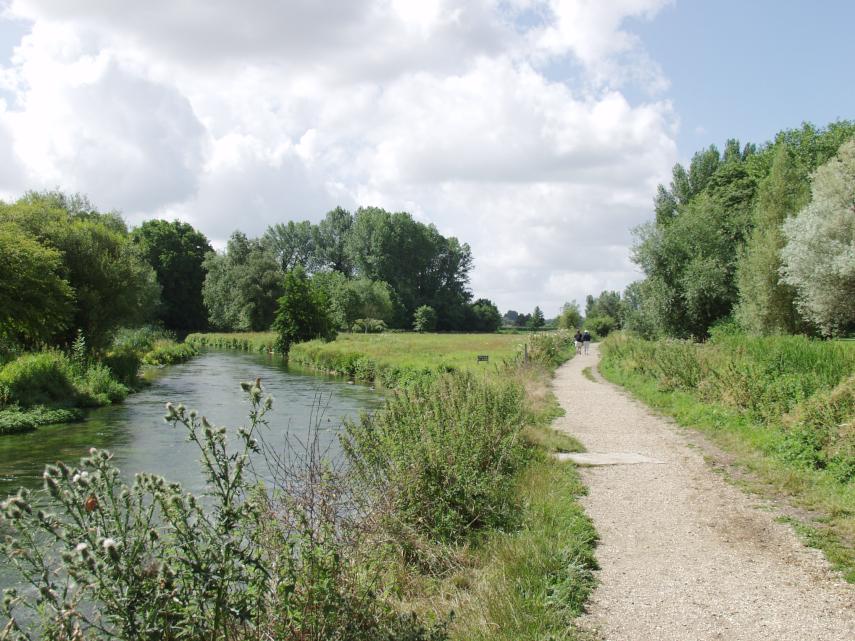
[553,344,855,641]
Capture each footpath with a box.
[553,344,855,641]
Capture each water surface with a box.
[0,350,381,498]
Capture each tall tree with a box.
[273,266,335,354]
[263,221,319,272]
[132,219,213,331]
[735,144,811,334]
[781,139,855,336]
[203,232,283,331]
[315,207,354,275]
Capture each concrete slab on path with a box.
[554,451,662,465]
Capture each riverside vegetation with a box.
[601,331,855,580]
[0,328,197,435]
[0,331,598,640]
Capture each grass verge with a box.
[600,332,855,582]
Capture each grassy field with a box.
[187,331,534,386]
[600,332,855,581]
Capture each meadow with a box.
[187,331,537,386]
[600,332,855,580]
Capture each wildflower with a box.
[84,495,99,513]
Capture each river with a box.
[0,349,381,499]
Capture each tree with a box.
[132,219,213,331]
[467,298,502,332]
[529,306,545,330]
[584,315,615,338]
[312,272,396,330]
[502,310,520,326]
[781,139,855,336]
[263,221,319,272]
[557,301,582,330]
[0,192,160,349]
[315,207,354,275]
[273,266,336,354]
[735,144,811,334]
[202,232,283,331]
[412,305,437,332]
[0,222,74,346]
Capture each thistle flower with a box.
[102,538,120,562]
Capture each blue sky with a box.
[0,1,852,314]
[630,0,855,161]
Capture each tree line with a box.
[559,121,855,341]
[1,194,504,356]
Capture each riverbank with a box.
[600,332,855,581]
[9,329,599,639]
[0,329,198,434]
[181,332,596,641]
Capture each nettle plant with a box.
[1,381,442,641]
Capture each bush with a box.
[103,345,142,386]
[77,362,129,406]
[412,305,437,333]
[342,371,529,544]
[0,406,84,434]
[142,340,198,366]
[0,351,77,408]
[584,315,616,339]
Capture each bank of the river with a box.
[0,334,198,435]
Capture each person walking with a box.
[582,329,591,354]
[574,329,583,355]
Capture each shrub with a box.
[0,351,77,408]
[77,362,129,406]
[412,305,437,333]
[342,371,528,545]
[0,406,84,434]
[142,340,198,366]
[103,345,142,386]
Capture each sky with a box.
[0,1,853,317]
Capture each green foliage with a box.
[343,372,528,544]
[351,318,387,333]
[313,271,397,330]
[557,301,582,330]
[601,332,855,477]
[467,299,502,333]
[0,406,84,435]
[633,121,855,339]
[781,139,855,336]
[346,207,473,330]
[1,383,445,640]
[132,219,213,331]
[0,222,74,347]
[203,231,284,331]
[584,315,616,339]
[1,193,160,349]
[0,191,161,349]
[0,351,79,408]
[528,306,545,330]
[735,144,811,334]
[412,305,438,333]
[273,266,336,354]
[141,340,199,366]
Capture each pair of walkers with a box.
[574,329,591,355]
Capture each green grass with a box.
[188,331,534,387]
[581,367,596,383]
[600,332,855,581]
[0,406,84,434]
[444,458,598,641]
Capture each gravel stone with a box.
[553,344,855,641]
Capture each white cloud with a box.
[0,0,677,315]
